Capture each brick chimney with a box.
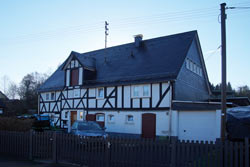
[134,34,143,47]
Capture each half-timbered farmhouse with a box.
[38,31,221,141]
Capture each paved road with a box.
[0,157,81,167]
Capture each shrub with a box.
[0,117,34,132]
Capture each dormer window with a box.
[70,69,79,86]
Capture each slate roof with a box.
[38,30,197,92]
[0,99,5,108]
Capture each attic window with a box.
[70,69,79,86]
[186,59,202,77]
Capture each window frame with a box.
[142,84,150,97]
[131,85,140,98]
[51,92,55,101]
[126,115,134,124]
[45,93,50,101]
[96,87,104,99]
[131,84,150,98]
[96,114,105,122]
[107,114,115,123]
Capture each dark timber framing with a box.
[39,82,171,127]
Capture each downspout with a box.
[168,82,173,139]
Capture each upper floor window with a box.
[186,58,202,77]
[46,93,50,101]
[97,87,104,99]
[132,86,140,98]
[51,92,55,100]
[70,69,79,86]
[143,85,150,97]
[132,84,150,98]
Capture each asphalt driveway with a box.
[0,157,81,167]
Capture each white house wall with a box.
[89,111,170,136]
[39,82,172,128]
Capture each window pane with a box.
[109,115,114,122]
[46,93,49,100]
[98,88,104,98]
[133,86,139,97]
[143,85,149,96]
[127,115,133,122]
[96,114,104,121]
[51,93,55,100]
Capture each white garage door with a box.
[178,111,217,142]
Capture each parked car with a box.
[32,114,51,131]
[71,121,108,138]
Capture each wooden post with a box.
[106,137,110,167]
[53,132,57,163]
[170,137,177,167]
[29,130,33,160]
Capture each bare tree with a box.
[6,82,18,99]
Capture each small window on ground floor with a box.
[108,114,115,123]
[96,114,105,122]
[126,115,134,123]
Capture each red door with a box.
[71,111,77,126]
[142,113,156,139]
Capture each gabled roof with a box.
[0,91,8,100]
[38,30,201,92]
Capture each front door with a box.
[71,111,77,125]
[142,113,156,139]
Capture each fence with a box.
[0,130,249,167]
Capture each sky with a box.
[0,0,250,93]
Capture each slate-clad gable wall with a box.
[174,39,209,101]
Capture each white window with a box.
[51,92,55,100]
[126,115,134,123]
[143,85,150,97]
[97,88,104,99]
[132,86,140,98]
[74,89,80,97]
[71,60,74,68]
[108,115,115,123]
[0,109,3,114]
[132,84,150,98]
[46,93,50,101]
[96,114,105,122]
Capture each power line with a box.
[1,5,249,45]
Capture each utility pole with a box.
[220,3,227,141]
[105,21,109,48]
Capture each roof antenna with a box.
[105,21,109,48]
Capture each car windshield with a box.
[77,122,102,131]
